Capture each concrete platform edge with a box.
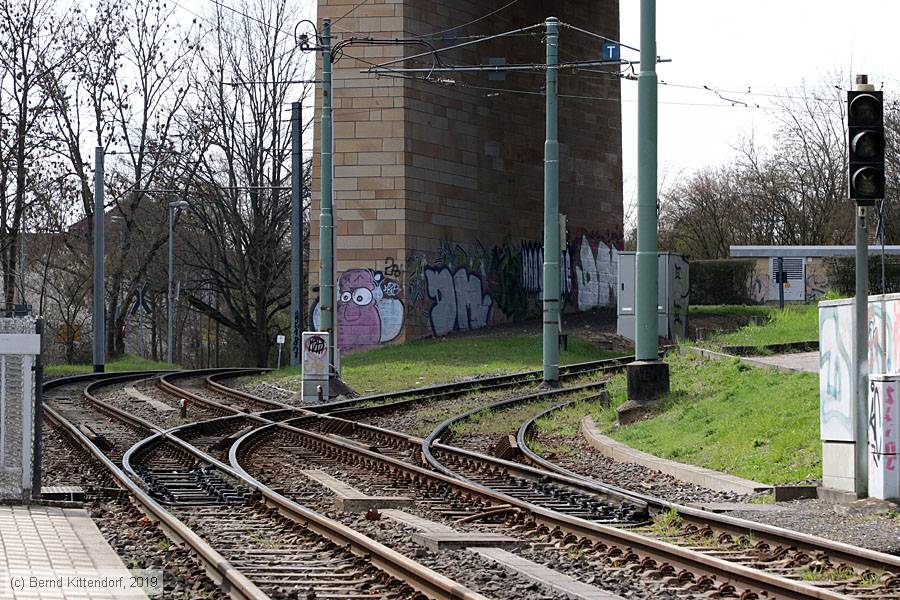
[680,345,810,374]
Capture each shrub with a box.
[690,259,756,305]
[825,256,900,296]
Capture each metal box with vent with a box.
[769,257,805,302]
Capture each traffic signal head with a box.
[847,90,885,204]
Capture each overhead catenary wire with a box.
[412,0,522,39]
[331,0,373,26]
[370,22,545,70]
[559,21,640,53]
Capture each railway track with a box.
[202,367,900,599]
[42,371,490,600]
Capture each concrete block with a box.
[411,532,522,552]
[334,496,413,512]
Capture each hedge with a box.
[825,256,900,296]
[689,259,757,305]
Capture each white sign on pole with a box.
[302,331,329,403]
[276,335,285,344]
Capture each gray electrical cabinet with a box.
[616,252,689,342]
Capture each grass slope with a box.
[45,354,180,377]
[261,334,628,394]
[592,352,820,484]
[709,304,818,349]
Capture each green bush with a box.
[825,256,900,296]
[690,259,756,305]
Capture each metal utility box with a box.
[616,252,689,341]
[869,374,900,500]
[0,317,41,501]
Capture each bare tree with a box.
[101,0,199,356]
[180,0,310,366]
[0,0,74,306]
[660,77,855,258]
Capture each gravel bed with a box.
[359,395,494,436]
[529,433,755,505]
[41,424,228,599]
[728,499,900,554]
[242,432,709,599]
[226,378,296,400]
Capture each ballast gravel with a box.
[41,425,228,599]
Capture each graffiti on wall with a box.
[424,267,493,336]
[806,272,829,302]
[572,234,618,310]
[396,233,626,339]
[518,241,573,302]
[670,256,690,338]
[311,267,404,351]
[751,273,769,303]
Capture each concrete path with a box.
[744,351,818,373]
[0,505,149,598]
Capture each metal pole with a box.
[291,101,302,367]
[167,205,174,365]
[778,256,785,310]
[320,19,335,373]
[92,147,105,372]
[854,204,869,497]
[541,17,560,385]
[635,0,659,361]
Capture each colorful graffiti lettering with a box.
[425,266,493,336]
[489,242,528,321]
[311,268,404,351]
[517,241,572,302]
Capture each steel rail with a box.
[43,375,271,600]
[80,371,489,600]
[121,425,490,599]
[207,368,900,588]
[311,354,635,413]
[516,400,900,575]
[180,368,891,597]
[227,413,850,599]
[420,380,608,479]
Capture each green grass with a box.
[689,304,773,318]
[708,304,818,349]
[259,335,628,395]
[45,354,180,377]
[536,352,820,485]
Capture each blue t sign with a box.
[603,41,620,61]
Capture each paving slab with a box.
[300,469,413,512]
[470,548,624,600]
[0,505,149,599]
[411,531,522,551]
[744,351,819,373]
[125,386,176,412]
[685,502,784,513]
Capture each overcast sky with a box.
[618,0,900,218]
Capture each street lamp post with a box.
[167,200,189,364]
